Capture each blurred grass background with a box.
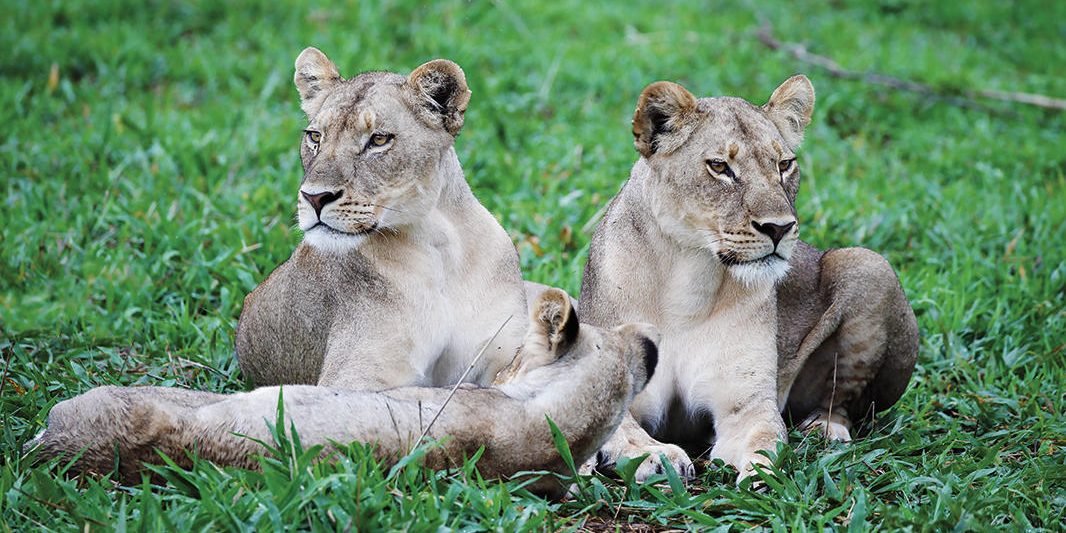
[1,0,1064,529]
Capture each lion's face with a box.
[631,76,815,286]
[291,49,471,252]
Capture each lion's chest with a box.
[630,282,778,435]
[374,239,458,384]
[371,215,525,387]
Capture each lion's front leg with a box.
[694,348,787,482]
[315,323,426,391]
[585,412,695,482]
[706,393,786,482]
[317,346,422,391]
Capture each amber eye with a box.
[306,131,322,144]
[369,133,393,147]
[706,159,735,179]
[779,158,795,173]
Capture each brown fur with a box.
[777,243,919,433]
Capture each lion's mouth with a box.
[717,251,787,267]
[310,222,378,237]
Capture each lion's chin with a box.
[302,224,370,254]
[726,255,791,287]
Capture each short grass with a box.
[2,0,1064,530]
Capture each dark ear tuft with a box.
[561,300,579,347]
[632,81,698,157]
[406,59,471,136]
[294,47,342,116]
[640,336,658,383]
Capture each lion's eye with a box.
[368,133,393,148]
[706,159,734,179]
[779,159,795,173]
[305,131,322,144]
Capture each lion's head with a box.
[291,48,471,252]
[493,288,660,400]
[631,75,815,286]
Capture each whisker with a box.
[371,226,395,247]
[370,203,405,213]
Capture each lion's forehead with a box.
[313,72,408,131]
[692,97,787,159]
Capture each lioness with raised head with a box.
[580,76,918,481]
[236,49,527,390]
[27,289,661,498]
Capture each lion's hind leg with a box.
[788,247,917,440]
[26,386,229,477]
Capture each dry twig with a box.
[409,315,514,453]
[757,24,1066,112]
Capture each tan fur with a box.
[235,49,527,391]
[26,291,660,499]
[580,76,917,482]
[776,244,919,436]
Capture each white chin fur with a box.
[729,256,791,287]
[302,228,367,253]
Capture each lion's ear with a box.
[763,75,815,150]
[632,81,699,158]
[492,288,579,386]
[406,59,471,136]
[528,288,579,356]
[294,47,342,116]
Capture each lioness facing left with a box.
[235,49,528,391]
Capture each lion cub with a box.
[581,76,918,481]
[26,290,659,498]
[235,49,527,390]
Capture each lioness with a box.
[235,49,527,390]
[26,289,660,498]
[580,76,918,481]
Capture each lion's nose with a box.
[301,190,343,217]
[752,219,796,248]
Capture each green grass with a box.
[2,0,1064,529]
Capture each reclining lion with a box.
[25,290,659,497]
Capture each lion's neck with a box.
[435,146,474,206]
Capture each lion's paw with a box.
[734,451,775,485]
[800,410,852,442]
[609,443,695,482]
